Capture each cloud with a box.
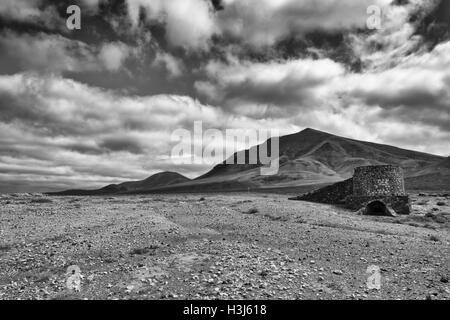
[126,0,217,49]
[348,0,440,70]
[215,0,392,47]
[340,40,450,131]
[98,136,144,154]
[152,51,185,78]
[80,0,102,13]
[98,41,131,71]
[0,0,105,26]
[0,0,63,28]
[0,73,223,135]
[118,0,440,60]
[0,0,43,21]
[196,55,345,115]
[0,30,99,73]
[122,0,393,50]
[0,30,139,74]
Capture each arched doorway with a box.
[365,200,392,216]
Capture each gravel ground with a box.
[0,192,449,300]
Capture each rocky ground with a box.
[0,192,449,300]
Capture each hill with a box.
[49,172,190,196]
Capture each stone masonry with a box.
[352,165,405,197]
[346,165,411,215]
[291,165,411,215]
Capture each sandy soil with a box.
[0,192,449,300]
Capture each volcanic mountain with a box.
[50,128,449,195]
[172,128,446,191]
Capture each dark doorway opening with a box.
[365,200,391,216]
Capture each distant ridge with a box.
[49,128,449,195]
[48,171,190,196]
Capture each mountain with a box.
[177,128,446,191]
[49,172,190,196]
[50,128,449,195]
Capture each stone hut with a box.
[290,165,411,216]
[346,165,411,215]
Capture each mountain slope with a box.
[113,171,190,192]
[189,128,445,190]
[404,157,450,190]
[49,172,190,195]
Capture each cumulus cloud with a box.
[340,40,450,130]
[98,42,131,71]
[119,0,440,59]
[0,0,63,28]
[214,0,391,47]
[0,0,104,31]
[126,0,217,49]
[122,0,397,50]
[80,0,102,13]
[0,30,99,73]
[152,51,185,78]
[0,73,225,135]
[196,55,345,116]
[0,30,138,74]
[349,0,440,70]
[0,0,43,21]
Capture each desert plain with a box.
[0,192,449,300]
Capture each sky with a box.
[0,0,450,193]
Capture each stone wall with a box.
[293,178,353,204]
[353,165,405,196]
